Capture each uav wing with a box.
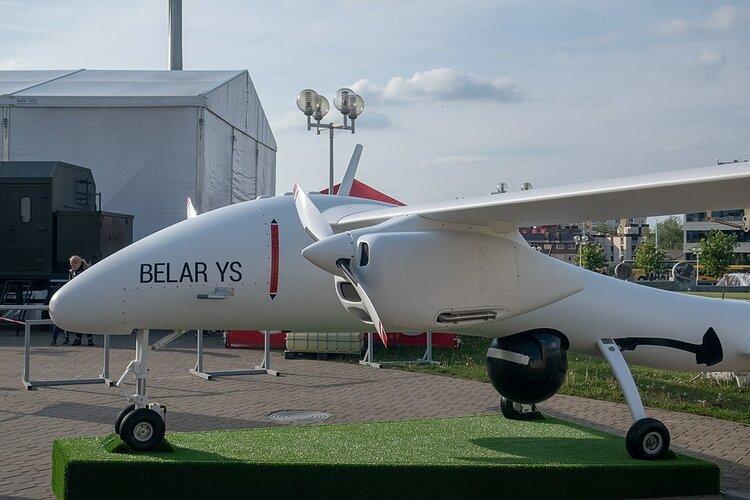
[335,162,750,229]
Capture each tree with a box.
[696,230,738,278]
[645,216,683,250]
[656,216,684,250]
[578,242,608,271]
[634,240,667,275]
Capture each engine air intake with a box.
[437,310,497,324]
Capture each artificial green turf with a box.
[52,415,718,499]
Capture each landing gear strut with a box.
[114,329,166,451]
[598,338,670,460]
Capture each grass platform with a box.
[52,415,718,499]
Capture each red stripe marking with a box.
[377,321,388,348]
[269,222,279,296]
[0,317,26,325]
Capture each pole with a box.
[696,252,700,287]
[168,0,183,70]
[329,126,335,194]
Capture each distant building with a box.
[521,218,648,267]
[683,209,750,259]
[589,218,648,264]
[683,160,750,261]
[519,225,579,263]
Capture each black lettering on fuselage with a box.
[179,262,194,282]
[140,261,228,283]
[140,264,153,283]
[230,261,242,282]
[216,261,229,282]
[195,262,207,282]
[153,262,166,283]
[153,262,179,283]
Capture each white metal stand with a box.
[190,329,280,380]
[3,304,114,390]
[359,331,441,368]
[597,338,647,422]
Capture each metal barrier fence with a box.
[1,305,113,390]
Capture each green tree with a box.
[696,230,738,278]
[634,240,667,275]
[645,216,683,250]
[656,216,683,250]
[578,242,608,271]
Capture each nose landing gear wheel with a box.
[626,418,670,460]
[118,408,166,452]
[114,403,136,435]
[500,396,538,420]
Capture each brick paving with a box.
[0,327,748,499]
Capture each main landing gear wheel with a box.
[626,418,670,460]
[500,396,539,420]
[118,408,165,452]
[114,403,136,435]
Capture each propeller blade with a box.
[336,258,388,348]
[186,197,198,219]
[293,184,334,241]
[338,144,363,197]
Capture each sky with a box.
[1,1,748,207]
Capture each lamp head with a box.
[313,96,330,121]
[334,88,356,115]
[296,89,320,116]
[348,94,365,119]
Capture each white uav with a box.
[50,157,750,459]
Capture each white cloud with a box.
[420,154,491,167]
[690,48,725,69]
[703,5,742,31]
[658,5,745,36]
[353,68,522,104]
[0,58,24,69]
[657,18,690,37]
[269,111,303,134]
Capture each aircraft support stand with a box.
[5,304,115,390]
[360,331,441,369]
[190,329,280,380]
[597,338,670,460]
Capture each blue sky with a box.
[1,1,748,206]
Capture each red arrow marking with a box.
[269,220,279,299]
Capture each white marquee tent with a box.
[0,69,276,239]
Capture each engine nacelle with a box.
[486,330,568,404]
[326,224,584,332]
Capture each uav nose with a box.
[49,268,129,334]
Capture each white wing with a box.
[335,163,750,229]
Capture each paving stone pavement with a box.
[0,328,748,499]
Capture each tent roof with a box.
[0,69,276,151]
[0,69,244,104]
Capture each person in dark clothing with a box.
[49,282,70,345]
[66,255,95,346]
[50,325,70,345]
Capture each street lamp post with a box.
[694,247,702,287]
[296,88,365,194]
